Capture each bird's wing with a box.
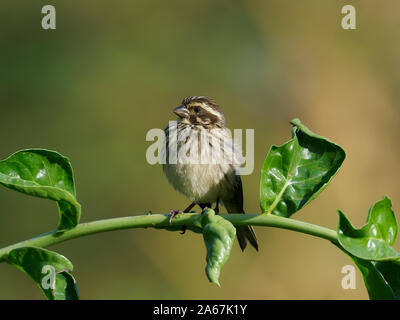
[221,173,258,251]
[222,173,244,214]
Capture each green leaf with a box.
[54,271,80,300]
[337,197,400,262]
[201,209,236,286]
[349,255,397,300]
[337,197,400,299]
[6,246,79,300]
[0,149,81,230]
[260,118,345,217]
[375,260,400,299]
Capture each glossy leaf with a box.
[375,260,400,299]
[201,209,236,286]
[6,246,79,300]
[337,197,400,262]
[54,271,80,300]
[0,149,81,230]
[260,118,345,217]
[350,255,397,300]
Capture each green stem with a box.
[0,213,338,262]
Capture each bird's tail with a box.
[236,225,258,251]
[223,191,258,251]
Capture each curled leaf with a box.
[374,260,400,299]
[0,149,81,230]
[6,246,79,300]
[337,197,400,300]
[201,209,236,286]
[349,255,397,300]
[54,271,80,300]
[260,118,345,217]
[338,197,399,262]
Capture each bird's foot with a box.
[169,209,183,224]
[169,209,187,234]
[214,198,220,214]
[200,206,210,214]
[180,225,187,235]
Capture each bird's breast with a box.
[162,124,242,203]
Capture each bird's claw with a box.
[169,209,186,234]
[180,225,187,234]
[169,209,183,224]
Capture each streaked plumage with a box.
[161,96,258,251]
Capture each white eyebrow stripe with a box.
[200,103,221,118]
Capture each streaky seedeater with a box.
[161,96,258,251]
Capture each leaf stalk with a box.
[0,213,338,263]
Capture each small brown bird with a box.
[161,96,258,251]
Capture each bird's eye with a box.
[194,106,200,113]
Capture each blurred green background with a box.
[0,0,399,299]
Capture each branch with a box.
[0,213,338,263]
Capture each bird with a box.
[161,96,258,251]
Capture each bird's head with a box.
[173,96,226,127]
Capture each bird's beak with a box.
[173,105,189,119]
